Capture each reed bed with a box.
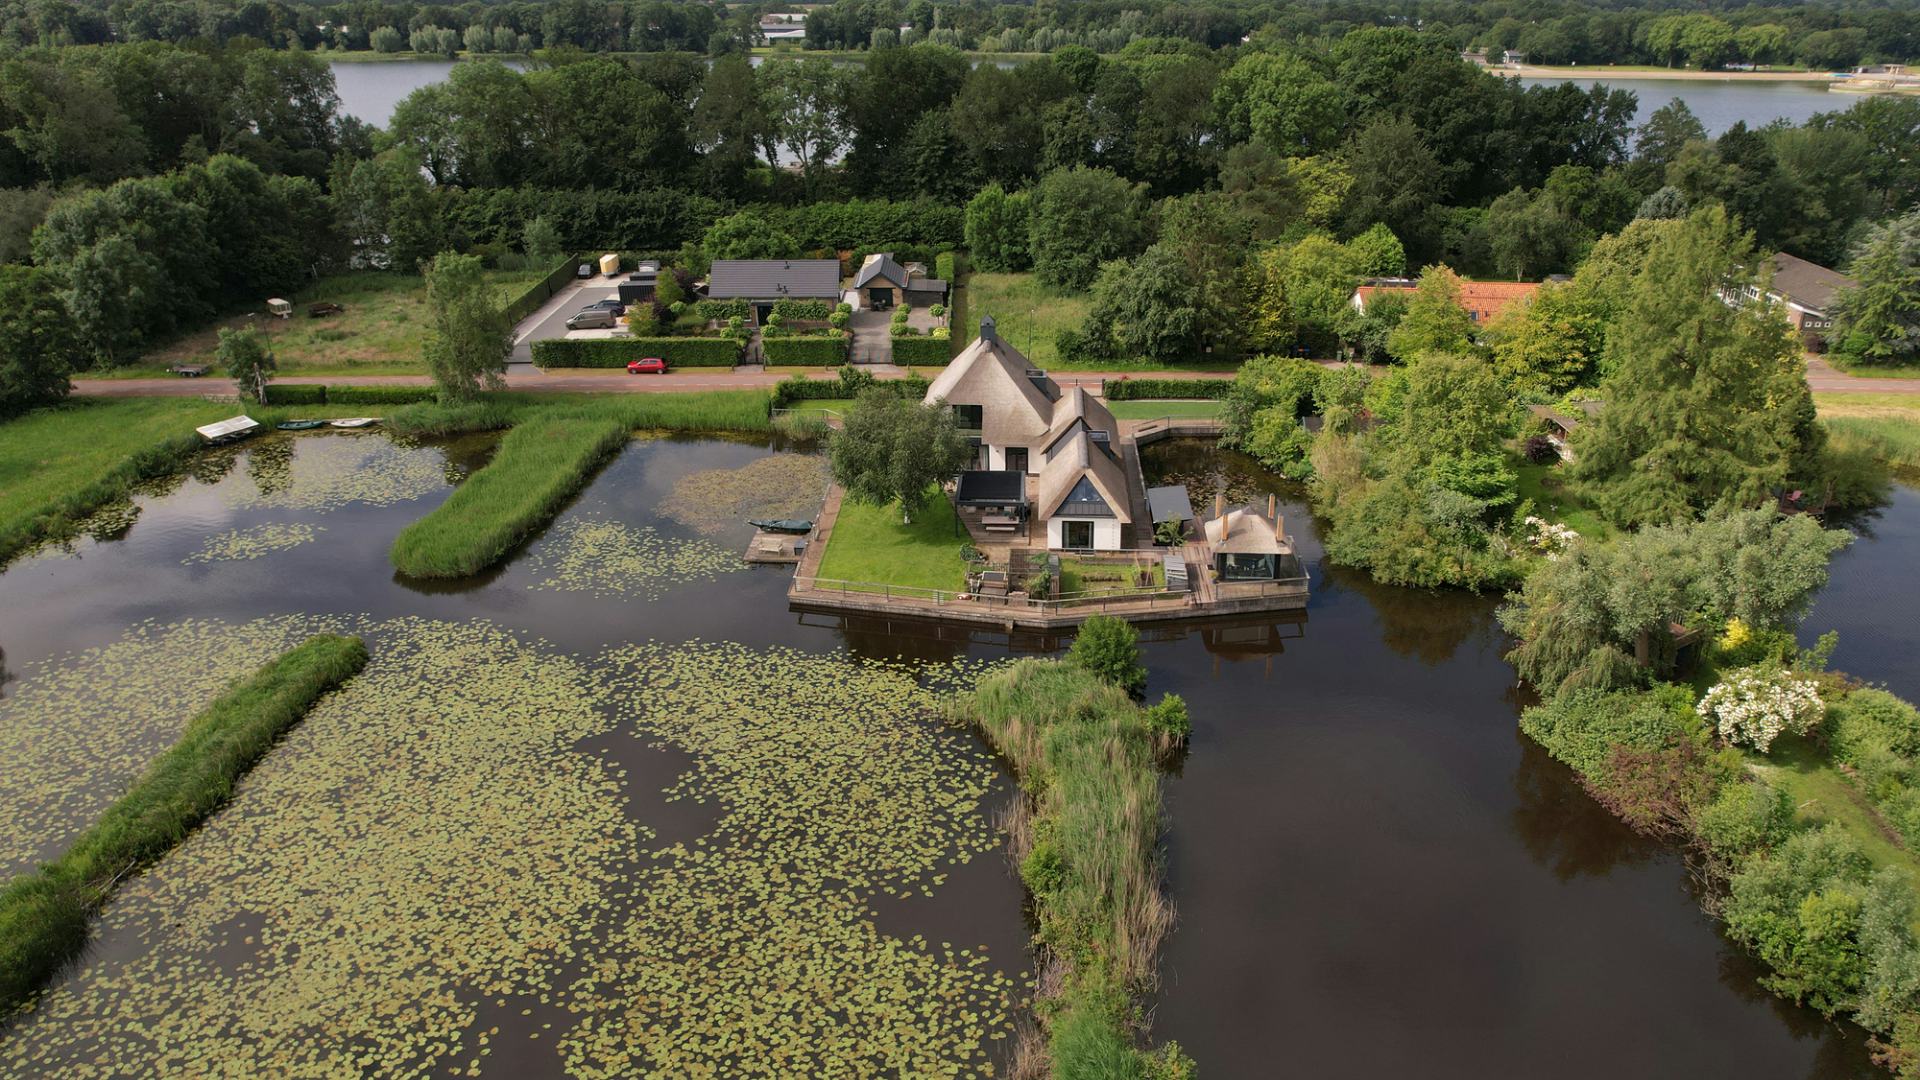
[390,417,629,578]
[0,634,367,1014]
[947,659,1189,1080]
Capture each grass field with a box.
[961,273,1095,368]
[814,486,970,593]
[0,633,367,1011]
[1817,392,1920,474]
[1827,360,1920,380]
[1106,399,1225,420]
[0,397,377,565]
[89,270,546,379]
[1752,735,1920,934]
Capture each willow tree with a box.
[829,389,972,524]
[1572,207,1815,527]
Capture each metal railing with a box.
[791,574,1196,614]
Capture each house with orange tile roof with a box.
[1349,277,1544,326]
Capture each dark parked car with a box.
[566,308,619,330]
[584,298,626,315]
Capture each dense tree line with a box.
[2,0,1914,69]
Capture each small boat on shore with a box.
[329,418,379,429]
[276,419,327,430]
[748,518,814,534]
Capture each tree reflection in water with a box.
[1508,728,1666,882]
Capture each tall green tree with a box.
[829,389,972,524]
[1830,209,1920,368]
[1028,166,1151,291]
[0,265,79,417]
[963,183,1031,272]
[421,253,509,402]
[1386,266,1477,362]
[1212,50,1343,156]
[1573,207,1815,525]
[218,324,275,405]
[1484,282,1606,394]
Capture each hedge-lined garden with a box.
[530,338,743,368]
[0,633,368,1013]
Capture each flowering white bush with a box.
[1697,666,1825,752]
[1522,515,1581,559]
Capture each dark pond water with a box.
[2,430,1914,1076]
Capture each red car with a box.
[627,357,668,375]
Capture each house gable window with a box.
[1059,477,1112,517]
[952,404,983,431]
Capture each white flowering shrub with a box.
[1522,515,1581,559]
[1697,666,1825,752]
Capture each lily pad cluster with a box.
[181,522,325,565]
[659,453,831,536]
[225,435,449,512]
[525,515,743,599]
[0,615,335,878]
[0,623,1019,1077]
[561,642,1015,1077]
[0,616,634,1078]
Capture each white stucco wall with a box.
[985,444,1039,474]
[1047,517,1122,551]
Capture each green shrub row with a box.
[890,336,953,365]
[772,299,832,321]
[935,251,958,283]
[0,634,368,1013]
[1103,377,1235,401]
[761,335,848,365]
[694,299,750,321]
[770,369,930,409]
[530,337,742,368]
[390,417,629,578]
[763,197,965,252]
[383,391,774,438]
[500,255,583,326]
[271,385,441,406]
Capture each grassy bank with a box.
[382,389,774,438]
[962,273,1094,367]
[0,398,371,566]
[814,485,969,593]
[390,418,629,577]
[1106,399,1225,420]
[947,657,1189,1077]
[0,634,367,1013]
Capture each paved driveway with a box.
[847,309,893,364]
[510,280,621,365]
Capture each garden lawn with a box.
[1105,399,1225,420]
[815,486,969,594]
[94,269,546,379]
[1817,393,1920,473]
[1750,734,1920,934]
[1826,360,1920,381]
[1515,460,1613,541]
[1056,555,1166,596]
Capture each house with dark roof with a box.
[1744,253,1855,350]
[706,259,843,324]
[925,318,1128,550]
[852,253,948,310]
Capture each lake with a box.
[332,57,1856,135]
[1,428,1912,1075]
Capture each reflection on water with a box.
[1508,730,1665,881]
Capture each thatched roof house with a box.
[924,318,1059,470]
[1203,498,1299,581]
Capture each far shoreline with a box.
[1502,62,1836,82]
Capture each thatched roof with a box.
[924,327,1054,446]
[1205,505,1290,555]
[1042,386,1119,455]
[1037,429,1131,523]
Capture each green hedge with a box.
[695,299,750,321]
[500,255,582,326]
[530,337,742,368]
[772,299,832,320]
[1103,377,1234,401]
[269,384,327,405]
[0,634,368,1013]
[771,371,930,408]
[266,385,440,406]
[890,336,954,365]
[762,335,849,365]
[935,251,957,283]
